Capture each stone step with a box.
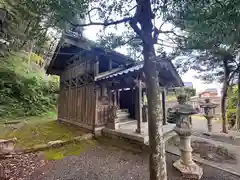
[117,109,128,113]
[117,112,130,120]
[117,111,129,115]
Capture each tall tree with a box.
[1,0,89,55]
[69,0,184,179]
[233,53,240,130]
[165,0,240,132]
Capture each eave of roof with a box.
[95,58,184,88]
[95,63,143,81]
[46,31,135,75]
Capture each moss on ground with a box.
[1,117,85,149]
[44,136,146,161]
[0,125,9,137]
[1,115,148,161]
[0,115,99,161]
[43,140,97,160]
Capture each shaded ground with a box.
[29,145,239,180]
[193,132,240,146]
[169,137,237,164]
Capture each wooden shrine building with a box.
[47,31,184,134]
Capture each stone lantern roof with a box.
[171,94,197,115]
[171,104,197,115]
[200,98,219,108]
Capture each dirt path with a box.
[29,145,239,180]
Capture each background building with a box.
[199,88,218,97]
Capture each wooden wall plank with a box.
[81,86,84,123]
[68,88,71,121]
[86,86,89,125]
[76,88,81,122]
[73,88,75,121]
[59,84,96,127]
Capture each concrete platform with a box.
[102,121,176,145]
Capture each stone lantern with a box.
[200,98,219,133]
[171,94,203,179]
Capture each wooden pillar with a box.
[113,90,117,106]
[109,59,112,70]
[108,89,112,105]
[135,79,143,134]
[94,57,99,77]
[94,87,99,131]
[117,89,121,107]
[162,87,167,125]
[142,91,148,122]
[101,83,107,97]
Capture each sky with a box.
[83,23,222,94]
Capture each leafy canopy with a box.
[164,0,240,83]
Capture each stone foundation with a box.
[173,159,203,179]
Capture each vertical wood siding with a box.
[58,57,96,130]
[95,88,112,127]
[58,84,96,128]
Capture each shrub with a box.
[0,52,59,118]
[227,86,238,127]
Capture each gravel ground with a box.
[30,145,240,180]
[0,153,47,180]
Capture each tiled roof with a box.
[95,59,184,88]
[95,63,143,81]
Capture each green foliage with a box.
[0,52,59,117]
[227,86,238,126]
[172,87,196,99]
[1,0,89,55]
[30,53,44,66]
[166,0,240,83]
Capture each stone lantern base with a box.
[173,159,203,179]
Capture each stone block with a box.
[0,138,17,155]
[107,122,120,130]
[173,159,203,179]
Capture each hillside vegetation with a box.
[0,52,59,118]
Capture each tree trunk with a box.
[134,0,167,179]
[233,72,240,131]
[221,80,228,133]
[221,60,230,133]
[144,48,167,180]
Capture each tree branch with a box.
[227,65,240,85]
[129,18,145,41]
[121,36,138,46]
[157,42,176,49]
[71,17,132,27]
[87,7,103,23]
[127,5,137,14]
[158,30,186,39]
[153,27,159,43]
